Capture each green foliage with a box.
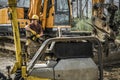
[115,10,120,23]
[71,18,93,31]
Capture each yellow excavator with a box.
[0,0,119,80]
[0,0,30,36]
[28,0,72,38]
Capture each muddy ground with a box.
[0,52,120,80]
[0,52,15,75]
[104,64,120,80]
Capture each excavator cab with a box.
[28,0,71,37]
[45,0,71,26]
[54,0,70,25]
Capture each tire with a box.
[0,72,6,80]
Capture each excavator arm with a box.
[8,0,28,79]
[28,0,42,19]
[92,0,105,17]
[8,0,22,72]
[91,0,117,41]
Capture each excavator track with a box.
[0,36,26,53]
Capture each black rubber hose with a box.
[14,69,24,80]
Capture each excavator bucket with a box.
[92,0,105,16]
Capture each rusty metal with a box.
[27,36,103,80]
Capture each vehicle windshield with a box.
[0,0,30,8]
[56,0,69,12]
[17,0,30,8]
[54,0,70,25]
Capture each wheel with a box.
[0,72,6,80]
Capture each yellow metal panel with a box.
[7,20,11,23]
[0,8,9,24]
[42,0,48,29]
[46,0,54,28]
[28,0,42,19]
[0,8,24,24]
[17,8,24,19]
[22,66,27,78]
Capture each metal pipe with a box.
[47,41,55,51]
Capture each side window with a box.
[54,0,70,25]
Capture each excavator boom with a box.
[8,0,22,70]
[28,0,42,19]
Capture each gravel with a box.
[0,53,120,80]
